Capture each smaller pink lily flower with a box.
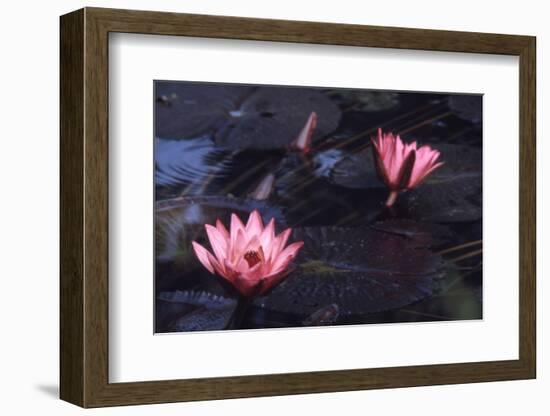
[192,210,304,298]
[371,128,444,207]
[290,112,318,153]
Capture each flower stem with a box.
[385,190,398,207]
[226,297,251,330]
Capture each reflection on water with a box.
[155,135,237,190]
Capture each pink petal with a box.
[259,268,293,295]
[385,134,401,184]
[427,150,441,166]
[267,228,292,263]
[409,146,441,187]
[372,139,391,188]
[223,259,239,279]
[411,161,444,187]
[376,128,384,148]
[191,241,215,274]
[241,261,263,280]
[250,173,275,200]
[233,275,263,298]
[230,228,248,265]
[207,250,226,277]
[394,134,405,166]
[245,210,264,235]
[290,112,317,153]
[230,213,246,254]
[230,212,245,238]
[205,224,228,264]
[243,235,262,255]
[271,241,304,272]
[371,136,381,154]
[259,218,276,252]
[215,219,230,239]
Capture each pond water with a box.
[154,82,482,332]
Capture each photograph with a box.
[154,81,483,333]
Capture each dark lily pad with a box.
[399,144,482,222]
[155,195,287,291]
[369,219,452,247]
[156,290,237,332]
[302,304,340,326]
[329,149,383,189]
[331,143,481,188]
[255,225,445,316]
[329,144,482,223]
[400,174,482,223]
[155,83,254,139]
[271,153,386,227]
[425,143,481,180]
[448,95,482,124]
[155,82,341,150]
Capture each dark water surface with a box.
[154,82,483,333]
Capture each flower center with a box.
[244,250,262,268]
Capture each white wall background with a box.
[0,0,545,414]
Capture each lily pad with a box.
[155,82,341,150]
[400,174,482,223]
[369,219,451,246]
[156,290,237,332]
[399,144,482,222]
[255,225,445,316]
[271,153,386,227]
[329,149,383,189]
[425,143,481,180]
[329,144,482,223]
[302,304,340,326]
[155,83,254,139]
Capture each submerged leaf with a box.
[255,226,444,316]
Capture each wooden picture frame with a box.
[60,7,536,408]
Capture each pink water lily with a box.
[192,210,304,298]
[290,111,317,153]
[371,128,444,207]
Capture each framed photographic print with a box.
[60,7,536,408]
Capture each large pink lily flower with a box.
[192,210,304,298]
[371,128,444,207]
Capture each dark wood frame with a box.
[60,7,536,408]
